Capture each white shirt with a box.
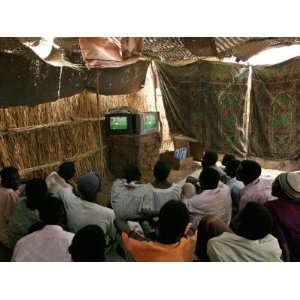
[239,178,276,212]
[58,188,116,243]
[184,182,232,227]
[111,179,155,218]
[207,232,282,262]
[151,183,182,211]
[46,171,73,194]
[12,225,74,262]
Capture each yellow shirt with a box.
[122,231,197,262]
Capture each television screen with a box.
[110,116,128,130]
[143,113,157,130]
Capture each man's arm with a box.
[114,218,147,241]
[114,218,131,234]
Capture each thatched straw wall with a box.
[0,89,150,180]
[0,69,173,188]
[0,91,148,130]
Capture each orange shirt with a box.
[122,231,197,262]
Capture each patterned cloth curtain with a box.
[249,58,300,160]
[156,61,249,156]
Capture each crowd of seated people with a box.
[0,151,300,262]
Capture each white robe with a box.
[111,179,155,218]
[207,232,282,262]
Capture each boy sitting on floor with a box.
[195,202,282,262]
[150,161,181,211]
[116,200,197,262]
[111,165,155,219]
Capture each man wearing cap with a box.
[57,172,117,247]
[265,172,300,261]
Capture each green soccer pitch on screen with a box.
[110,116,128,130]
[143,113,157,129]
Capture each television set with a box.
[105,112,135,135]
[135,112,160,135]
[105,111,159,135]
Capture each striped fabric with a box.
[215,37,251,53]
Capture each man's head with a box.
[224,159,241,178]
[25,179,48,210]
[77,172,101,202]
[222,154,236,167]
[69,225,106,262]
[158,200,190,244]
[38,195,66,226]
[58,161,76,181]
[236,160,261,185]
[124,165,141,184]
[272,172,300,201]
[182,182,196,199]
[199,167,220,190]
[237,202,273,240]
[0,167,20,190]
[202,151,218,168]
[153,161,171,182]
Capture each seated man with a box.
[58,171,116,245]
[202,151,228,183]
[222,154,236,169]
[150,161,181,211]
[8,179,48,249]
[206,202,282,262]
[116,200,197,262]
[184,167,232,227]
[69,225,106,262]
[265,172,300,261]
[236,160,276,212]
[0,167,22,251]
[111,165,155,219]
[76,171,101,203]
[12,196,74,262]
[46,161,75,194]
[224,159,244,217]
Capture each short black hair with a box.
[25,179,48,210]
[153,161,171,181]
[222,154,236,167]
[199,167,220,190]
[225,159,241,178]
[158,200,190,244]
[236,160,261,184]
[58,161,76,181]
[202,151,218,168]
[0,166,20,190]
[38,195,66,225]
[69,225,106,262]
[124,165,141,183]
[237,202,273,240]
[271,175,286,199]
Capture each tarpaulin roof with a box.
[1,37,300,107]
[2,37,300,67]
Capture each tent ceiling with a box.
[1,37,300,68]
